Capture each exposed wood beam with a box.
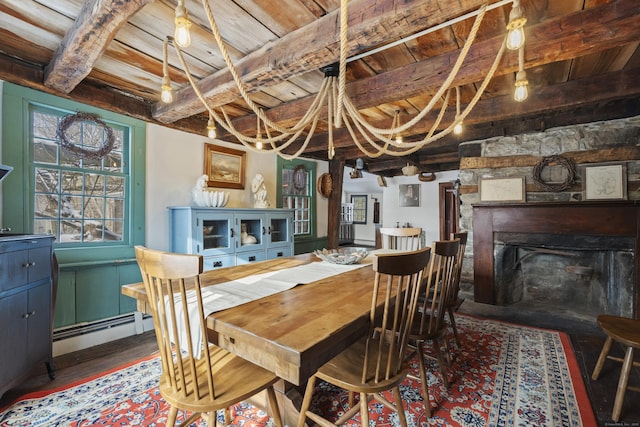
[290,65,640,157]
[0,53,205,135]
[219,0,640,141]
[152,0,497,123]
[44,0,153,93]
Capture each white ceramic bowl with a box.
[195,190,229,207]
[313,247,368,265]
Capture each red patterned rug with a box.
[0,315,595,426]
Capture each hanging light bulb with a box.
[206,113,217,139]
[174,0,192,48]
[256,135,264,150]
[160,38,173,103]
[453,86,463,134]
[506,0,526,50]
[392,110,403,144]
[514,69,529,102]
[454,120,463,135]
[513,46,529,102]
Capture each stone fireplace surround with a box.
[472,202,639,319]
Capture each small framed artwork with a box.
[584,163,626,200]
[204,143,246,189]
[479,177,525,202]
[399,184,420,207]
[351,195,367,224]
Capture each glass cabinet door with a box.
[236,213,266,252]
[196,213,234,256]
[267,213,293,247]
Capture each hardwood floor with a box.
[1,296,638,426]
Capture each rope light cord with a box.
[167,0,521,159]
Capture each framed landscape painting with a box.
[204,143,246,189]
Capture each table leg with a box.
[274,379,306,427]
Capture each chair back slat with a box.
[449,231,468,306]
[416,239,460,336]
[135,246,216,400]
[380,227,423,251]
[364,248,431,384]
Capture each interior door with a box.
[439,181,460,240]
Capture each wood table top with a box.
[122,253,377,385]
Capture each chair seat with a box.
[592,314,640,422]
[597,315,640,348]
[315,337,408,393]
[160,345,280,413]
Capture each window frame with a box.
[276,157,317,241]
[1,82,146,263]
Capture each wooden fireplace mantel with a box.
[472,201,639,318]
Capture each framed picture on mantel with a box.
[479,177,526,203]
[584,163,626,200]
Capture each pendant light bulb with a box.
[256,135,263,150]
[174,0,192,48]
[395,135,403,144]
[160,38,173,103]
[514,69,529,102]
[454,120,463,135]
[206,114,217,139]
[161,77,173,104]
[506,1,526,50]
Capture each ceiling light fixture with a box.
[160,38,173,104]
[453,86,463,135]
[207,112,217,139]
[173,0,192,48]
[506,0,526,50]
[513,46,529,102]
[163,0,526,162]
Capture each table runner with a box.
[171,260,371,354]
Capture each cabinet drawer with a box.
[236,251,266,265]
[202,255,236,271]
[267,247,292,259]
[0,246,52,292]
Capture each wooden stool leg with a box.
[612,346,634,422]
[592,336,613,380]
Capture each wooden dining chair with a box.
[297,248,431,427]
[591,314,640,422]
[444,231,468,347]
[379,227,423,251]
[407,238,460,416]
[135,246,282,427]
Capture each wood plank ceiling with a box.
[1,0,639,177]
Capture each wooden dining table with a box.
[121,252,381,425]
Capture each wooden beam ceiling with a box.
[44,0,153,93]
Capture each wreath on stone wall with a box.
[56,112,115,159]
[532,154,577,192]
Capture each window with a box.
[2,82,146,261]
[31,108,128,244]
[351,195,367,224]
[277,158,316,237]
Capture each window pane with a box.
[31,107,128,245]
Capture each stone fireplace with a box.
[472,202,639,319]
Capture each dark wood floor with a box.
[1,295,638,426]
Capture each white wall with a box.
[145,124,328,250]
[382,170,459,245]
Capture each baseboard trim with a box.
[52,313,154,357]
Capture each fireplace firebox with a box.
[473,202,639,319]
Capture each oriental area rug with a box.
[0,315,596,427]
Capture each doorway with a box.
[439,181,459,239]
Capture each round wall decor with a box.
[56,112,115,159]
[532,154,577,192]
[317,172,332,198]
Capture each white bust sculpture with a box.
[191,174,209,206]
[251,173,269,208]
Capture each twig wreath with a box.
[56,112,115,159]
[532,154,577,191]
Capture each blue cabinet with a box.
[169,207,294,271]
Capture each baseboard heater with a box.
[53,313,149,341]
